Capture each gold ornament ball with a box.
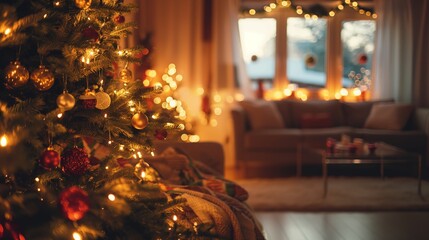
[120,68,132,83]
[31,65,55,91]
[95,91,111,110]
[5,61,29,88]
[57,91,76,111]
[75,0,92,9]
[131,112,149,130]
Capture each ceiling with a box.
[240,0,374,10]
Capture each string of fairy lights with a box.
[242,0,377,19]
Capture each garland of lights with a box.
[242,0,377,19]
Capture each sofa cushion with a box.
[364,103,414,130]
[244,129,302,150]
[300,112,334,128]
[273,100,294,127]
[239,100,284,130]
[291,100,344,128]
[342,99,394,128]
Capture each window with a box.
[238,5,376,97]
[238,18,276,89]
[341,20,375,88]
[287,17,327,87]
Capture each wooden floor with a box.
[255,211,429,240]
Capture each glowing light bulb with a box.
[0,135,8,147]
[249,9,256,15]
[340,88,349,96]
[4,28,11,35]
[284,88,292,97]
[141,171,146,179]
[353,88,362,96]
[72,232,82,240]
[35,177,40,182]
[108,194,116,201]
[173,215,178,221]
[57,113,63,118]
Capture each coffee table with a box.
[320,142,422,197]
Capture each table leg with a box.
[296,144,302,177]
[418,155,422,195]
[323,154,327,198]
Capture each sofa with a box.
[152,141,265,240]
[231,99,429,177]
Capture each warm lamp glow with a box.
[249,9,256,15]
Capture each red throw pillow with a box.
[300,112,333,128]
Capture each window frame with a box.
[239,6,376,98]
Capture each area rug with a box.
[236,177,429,211]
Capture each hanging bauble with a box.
[154,129,168,140]
[251,55,258,62]
[95,90,111,110]
[57,91,76,111]
[30,65,55,91]
[74,0,92,9]
[79,89,97,109]
[113,14,125,24]
[131,112,149,130]
[134,161,159,182]
[202,94,211,116]
[81,27,99,42]
[61,147,90,176]
[305,55,316,68]
[59,186,90,221]
[120,67,132,83]
[4,61,29,88]
[357,53,368,65]
[39,147,60,170]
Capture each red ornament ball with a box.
[61,147,90,176]
[81,27,99,41]
[59,186,90,221]
[154,129,168,140]
[305,55,316,68]
[39,148,60,170]
[358,53,368,65]
[79,90,97,109]
[113,14,125,24]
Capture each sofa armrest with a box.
[231,105,249,162]
[153,141,225,176]
[415,108,429,135]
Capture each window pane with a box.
[238,18,276,88]
[287,17,327,88]
[342,20,375,88]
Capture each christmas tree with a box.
[0,0,208,239]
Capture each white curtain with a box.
[135,0,251,115]
[373,0,413,103]
[411,0,429,107]
[134,0,251,167]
